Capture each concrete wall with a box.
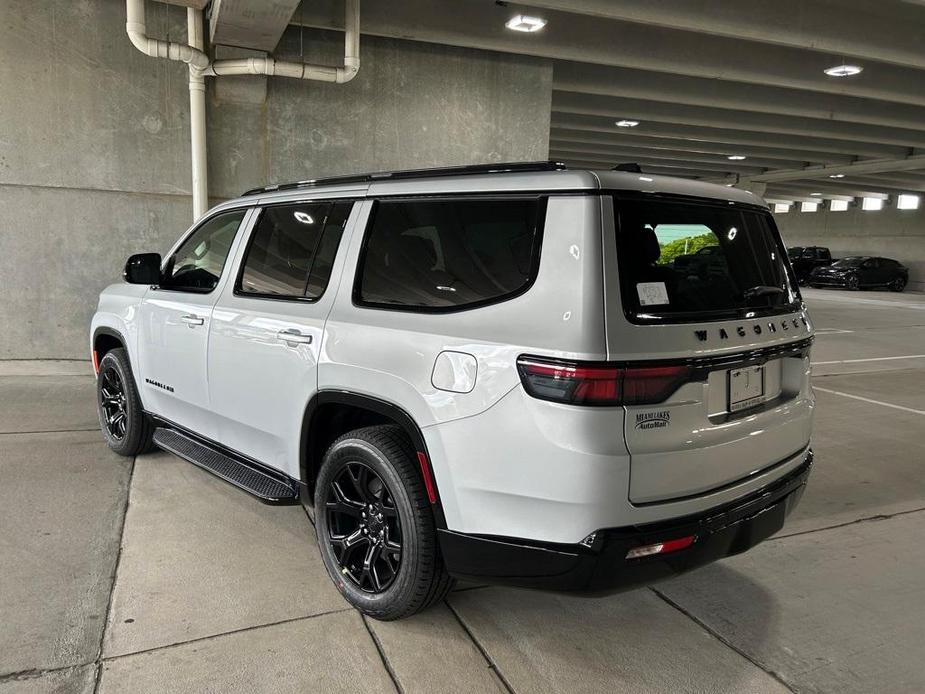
[774,205,925,292]
[0,0,552,359]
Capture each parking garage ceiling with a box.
[279,0,925,204]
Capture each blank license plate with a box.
[729,365,765,412]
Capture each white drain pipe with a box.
[207,0,360,83]
[187,8,208,220]
[125,0,209,70]
[125,0,361,219]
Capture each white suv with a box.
[91,162,814,620]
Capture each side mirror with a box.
[124,253,162,285]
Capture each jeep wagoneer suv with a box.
[91,162,813,619]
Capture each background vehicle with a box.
[809,256,908,291]
[788,246,832,284]
[90,163,813,619]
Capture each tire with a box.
[890,277,906,292]
[846,274,860,291]
[96,348,155,456]
[314,425,454,620]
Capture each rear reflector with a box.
[416,451,438,505]
[91,350,100,375]
[625,535,696,560]
[517,357,691,406]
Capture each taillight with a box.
[516,357,691,406]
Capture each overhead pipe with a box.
[205,0,360,83]
[125,0,361,220]
[125,0,210,70]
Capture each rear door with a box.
[207,200,354,477]
[603,195,814,504]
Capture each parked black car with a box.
[787,246,832,284]
[809,256,909,292]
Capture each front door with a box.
[207,200,355,477]
[136,208,251,436]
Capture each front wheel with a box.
[96,348,154,456]
[314,426,454,620]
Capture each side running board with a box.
[153,428,299,504]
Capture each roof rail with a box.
[241,160,568,197]
[613,162,643,173]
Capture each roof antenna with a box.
[613,162,643,173]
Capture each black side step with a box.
[153,428,299,504]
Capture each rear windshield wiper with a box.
[743,285,785,302]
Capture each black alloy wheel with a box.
[325,462,402,593]
[314,425,454,620]
[890,277,906,292]
[96,348,155,456]
[99,366,128,440]
[847,274,860,290]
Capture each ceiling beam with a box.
[766,182,891,199]
[552,61,925,132]
[517,0,925,71]
[549,141,798,170]
[210,0,302,52]
[746,155,925,184]
[550,115,909,159]
[555,151,761,175]
[558,160,718,179]
[293,0,925,107]
[553,93,925,149]
[550,129,854,166]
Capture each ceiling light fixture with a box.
[615,119,639,128]
[824,64,863,77]
[898,194,920,210]
[810,192,822,196]
[830,200,849,212]
[727,155,747,161]
[505,15,546,32]
[829,174,845,179]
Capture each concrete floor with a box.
[2,288,924,693]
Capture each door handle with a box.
[180,314,204,326]
[277,329,313,346]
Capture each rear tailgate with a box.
[622,329,813,503]
[603,194,815,504]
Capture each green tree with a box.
[658,233,716,265]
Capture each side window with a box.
[237,201,352,300]
[162,209,247,292]
[356,198,543,310]
[818,248,831,260]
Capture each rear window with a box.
[614,197,800,322]
[237,201,350,300]
[356,198,544,311]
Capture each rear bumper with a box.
[439,450,812,594]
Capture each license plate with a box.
[728,365,765,412]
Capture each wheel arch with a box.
[92,327,127,372]
[300,391,446,527]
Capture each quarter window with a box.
[356,198,543,310]
[162,209,247,292]
[238,201,351,299]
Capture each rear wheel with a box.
[314,425,454,620]
[96,348,154,456]
[890,277,906,292]
[846,274,860,290]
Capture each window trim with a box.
[232,199,355,304]
[351,194,549,315]
[611,193,803,326]
[155,207,250,296]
